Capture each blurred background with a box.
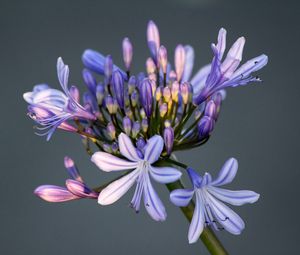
[1,0,299,254]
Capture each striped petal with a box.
[211,158,238,186]
[216,28,227,60]
[98,169,139,205]
[91,152,138,172]
[144,135,164,164]
[149,166,182,184]
[34,185,78,202]
[207,186,260,206]
[191,64,211,98]
[65,179,98,198]
[118,133,139,161]
[170,189,194,207]
[181,45,194,82]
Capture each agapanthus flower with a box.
[91,133,182,221]
[23,58,96,140]
[170,158,259,243]
[35,156,98,202]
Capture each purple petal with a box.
[170,189,194,207]
[147,20,160,62]
[207,186,260,206]
[149,166,182,184]
[143,174,166,221]
[181,45,194,82]
[65,179,98,198]
[98,169,139,205]
[190,64,211,98]
[91,152,138,172]
[211,158,238,186]
[34,185,78,202]
[64,156,83,182]
[118,133,139,161]
[57,57,69,93]
[187,168,202,188]
[216,28,227,60]
[144,135,164,164]
[188,192,205,243]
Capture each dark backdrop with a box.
[1,0,299,254]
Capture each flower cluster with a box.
[24,20,267,245]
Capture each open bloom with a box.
[91,133,182,221]
[34,156,98,202]
[170,158,259,243]
[23,58,96,140]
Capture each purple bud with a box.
[180,82,189,104]
[171,81,180,102]
[155,86,162,101]
[111,142,119,153]
[163,87,171,102]
[204,100,216,119]
[147,20,160,62]
[212,92,222,120]
[107,122,116,140]
[132,121,141,138]
[169,70,177,82]
[136,137,146,150]
[122,37,133,71]
[65,179,98,198]
[83,92,97,112]
[104,55,113,82]
[64,156,83,182]
[69,85,80,103]
[82,69,97,94]
[105,95,114,114]
[146,57,156,74]
[112,70,125,109]
[141,118,149,133]
[198,116,215,138]
[164,127,174,155]
[158,45,168,73]
[131,90,138,107]
[34,185,78,202]
[96,83,105,105]
[122,116,132,135]
[141,79,153,118]
[174,44,186,82]
[103,143,113,153]
[128,76,136,95]
[159,103,168,117]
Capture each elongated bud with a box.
[96,83,105,105]
[174,44,186,82]
[194,109,202,120]
[131,90,138,107]
[34,185,77,202]
[155,87,162,101]
[146,58,156,74]
[180,82,189,104]
[83,92,97,112]
[107,122,116,140]
[64,156,83,182]
[164,127,174,155]
[125,108,133,119]
[111,142,118,153]
[122,116,132,135]
[158,45,168,74]
[65,179,98,198]
[141,118,148,133]
[212,92,222,120]
[103,143,113,153]
[82,69,97,94]
[69,85,80,103]
[132,121,141,138]
[147,20,160,62]
[171,81,180,102]
[105,95,115,114]
[140,108,146,119]
[159,103,168,117]
[128,76,136,95]
[163,87,171,102]
[122,37,133,71]
[198,116,215,138]
[136,137,146,150]
[112,70,125,109]
[141,79,153,118]
[104,55,113,82]
[204,100,216,118]
[169,70,177,82]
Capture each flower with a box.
[170,158,259,243]
[91,133,182,221]
[23,58,96,140]
[34,156,98,202]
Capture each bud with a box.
[64,156,83,182]
[180,82,189,105]
[171,81,180,102]
[103,143,113,153]
[104,55,113,82]
[155,87,162,101]
[169,70,177,82]
[105,95,118,114]
[164,119,171,128]
[65,179,97,198]
[174,44,186,82]
[141,118,149,133]
[107,122,116,140]
[198,116,215,138]
[122,116,132,135]
[141,79,153,118]
[147,20,160,62]
[82,69,97,94]
[111,142,119,153]
[96,83,105,105]
[140,108,146,119]
[132,121,141,138]
[158,45,168,74]
[128,76,136,95]
[212,92,222,120]
[146,57,156,74]
[122,37,133,71]
[69,85,80,103]
[163,87,171,102]
[136,137,146,150]
[125,108,133,119]
[204,100,216,119]
[164,127,174,155]
[131,90,138,107]
[112,70,125,109]
[159,103,168,118]
[83,92,97,112]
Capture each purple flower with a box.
[91,133,182,221]
[170,158,259,243]
[191,28,268,104]
[23,58,96,140]
[34,156,98,202]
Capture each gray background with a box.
[1,0,299,254]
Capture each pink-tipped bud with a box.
[122,37,133,71]
[158,45,168,74]
[174,44,186,82]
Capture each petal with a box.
[98,169,139,205]
[57,57,69,93]
[205,191,245,235]
[65,179,98,198]
[170,189,194,207]
[64,156,83,182]
[187,168,202,188]
[181,45,194,82]
[118,133,139,161]
[144,135,164,164]
[34,185,78,202]
[91,152,138,172]
[191,64,211,97]
[143,174,167,221]
[211,158,238,186]
[149,166,182,184]
[216,28,227,60]
[207,187,260,206]
[188,192,205,243]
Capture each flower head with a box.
[170,158,259,243]
[91,133,182,221]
